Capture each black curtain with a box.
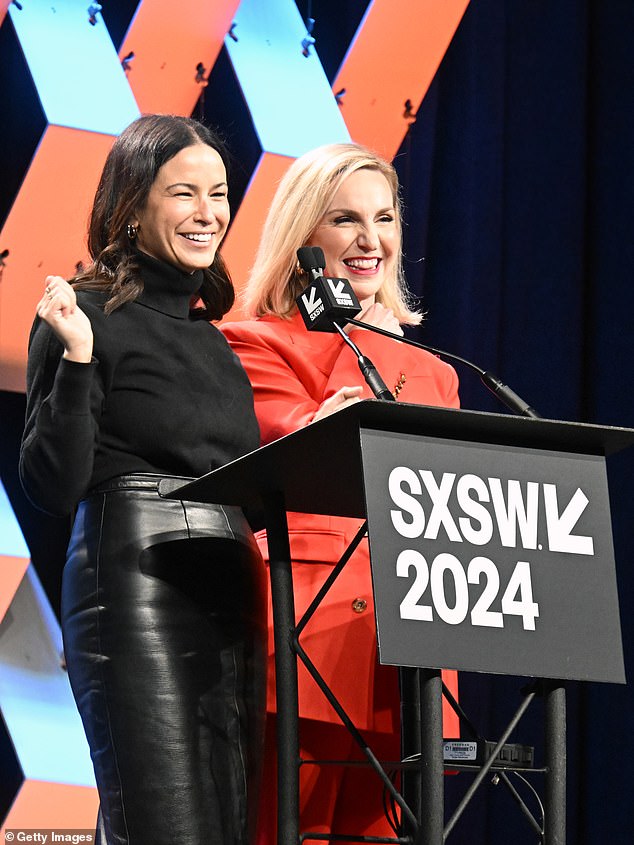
[394,0,634,841]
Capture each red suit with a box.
[221,312,460,839]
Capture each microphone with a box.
[296,247,362,331]
[295,247,540,418]
[344,316,541,418]
[296,247,394,401]
[296,245,323,280]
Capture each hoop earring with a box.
[127,223,138,240]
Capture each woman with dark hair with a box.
[20,114,266,845]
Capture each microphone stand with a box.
[344,317,541,419]
[331,321,395,402]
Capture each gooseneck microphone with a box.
[344,317,541,418]
[333,326,395,402]
[295,246,541,418]
[296,247,395,401]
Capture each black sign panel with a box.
[361,429,625,683]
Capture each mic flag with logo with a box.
[296,246,362,331]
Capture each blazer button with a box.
[352,598,367,613]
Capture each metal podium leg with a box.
[264,492,300,845]
[400,667,443,845]
[544,682,566,844]
[418,669,444,845]
[399,666,421,835]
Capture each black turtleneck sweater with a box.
[20,252,260,516]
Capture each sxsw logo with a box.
[300,277,357,323]
[385,464,597,632]
[326,278,355,306]
[301,286,325,321]
[388,468,594,556]
[361,419,624,683]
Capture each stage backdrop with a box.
[1,1,633,843]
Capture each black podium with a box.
[164,400,633,844]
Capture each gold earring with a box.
[127,223,138,240]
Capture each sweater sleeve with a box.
[19,317,103,516]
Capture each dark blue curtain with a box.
[394,1,634,841]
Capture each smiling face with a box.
[308,168,399,310]
[133,143,230,274]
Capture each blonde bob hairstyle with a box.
[242,142,422,325]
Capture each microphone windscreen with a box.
[311,246,325,269]
[297,246,320,272]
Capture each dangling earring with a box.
[127,223,138,240]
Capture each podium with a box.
[164,400,633,844]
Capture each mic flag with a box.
[296,247,362,332]
[295,247,394,401]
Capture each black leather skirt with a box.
[61,474,267,845]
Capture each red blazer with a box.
[222,312,460,734]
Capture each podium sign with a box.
[361,428,625,684]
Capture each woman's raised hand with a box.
[354,302,404,336]
[37,276,93,363]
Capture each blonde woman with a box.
[222,143,459,840]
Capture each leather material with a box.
[62,475,267,845]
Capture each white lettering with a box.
[420,470,462,542]
[543,485,594,555]
[489,478,539,549]
[397,552,540,631]
[389,467,425,537]
[457,474,493,545]
[430,553,469,624]
[386,468,595,555]
[397,548,433,620]
[301,288,322,314]
[326,278,354,305]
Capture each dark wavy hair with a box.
[72,114,234,320]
